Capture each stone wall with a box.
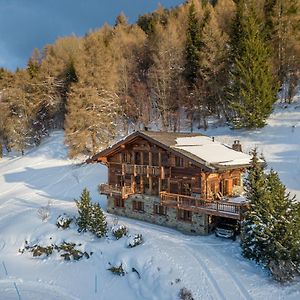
[107,194,209,235]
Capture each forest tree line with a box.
[0,0,299,157]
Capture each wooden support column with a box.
[149,176,152,195]
[141,151,144,165]
[149,152,152,166]
[140,176,144,193]
[158,151,162,166]
[158,178,162,193]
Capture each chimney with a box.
[232,140,242,152]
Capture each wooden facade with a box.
[92,131,250,222]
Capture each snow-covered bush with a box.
[19,241,54,258]
[56,242,90,261]
[20,241,90,261]
[179,287,194,300]
[56,214,73,229]
[127,234,143,248]
[107,263,125,276]
[112,225,128,240]
[37,205,50,222]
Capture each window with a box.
[178,209,192,222]
[161,152,168,166]
[153,204,167,216]
[152,152,159,166]
[175,156,184,167]
[122,152,131,163]
[233,177,240,186]
[132,200,144,212]
[134,152,141,165]
[114,198,125,208]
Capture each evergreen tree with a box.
[241,149,270,262]
[75,188,92,233]
[88,203,107,238]
[75,188,107,238]
[228,4,278,128]
[184,1,203,86]
[264,170,300,282]
[241,151,300,282]
[263,0,300,103]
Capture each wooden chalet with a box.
[89,131,251,234]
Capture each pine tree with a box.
[75,188,92,233]
[184,1,203,86]
[241,151,300,282]
[88,203,107,238]
[228,4,278,128]
[264,170,300,282]
[263,0,300,103]
[241,149,271,262]
[75,188,107,238]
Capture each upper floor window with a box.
[175,156,184,167]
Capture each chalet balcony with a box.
[160,191,247,220]
[121,163,168,178]
[99,184,134,199]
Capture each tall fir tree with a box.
[184,1,203,86]
[241,149,271,262]
[75,188,92,233]
[241,151,300,282]
[264,170,300,282]
[263,0,300,103]
[228,4,278,128]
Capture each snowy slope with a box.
[0,103,300,299]
[205,101,300,200]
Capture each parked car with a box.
[215,223,239,241]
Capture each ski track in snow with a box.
[0,279,80,300]
[185,244,253,300]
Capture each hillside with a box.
[0,102,300,300]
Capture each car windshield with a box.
[217,224,234,230]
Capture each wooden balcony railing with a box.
[121,164,168,177]
[160,192,246,220]
[99,184,134,199]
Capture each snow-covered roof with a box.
[90,131,252,171]
[174,136,251,167]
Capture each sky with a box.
[0,0,184,71]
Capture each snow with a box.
[174,136,252,167]
[0,101,300,299]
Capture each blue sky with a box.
[0,0,184,71]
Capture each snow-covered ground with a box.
[0,102,300,300]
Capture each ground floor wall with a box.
[106,194,211,235]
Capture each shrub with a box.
[56,242,90,261]
[179,288,194,300]
[37,206,50,222]
[20,241,90,261]
[112,225,128,240]
[127,234,143,248]
[107,263,125,276]
[56,214,73,229]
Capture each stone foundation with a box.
[107,194,209,235]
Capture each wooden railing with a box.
[160,192,245,220]
[122,164,167,177]
[99,184,134,199]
